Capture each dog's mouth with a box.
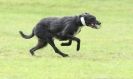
[90,23,101,29]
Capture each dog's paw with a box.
[62,54,69,57]
[61,43,65,46]
[76,47,80,51]
[61,43,69,46]
[30,49,35,56]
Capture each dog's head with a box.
[79,13,101,29]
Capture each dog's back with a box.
[36,16,77,34]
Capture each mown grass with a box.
[0,0,133,79]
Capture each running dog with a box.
[19,13,101,57]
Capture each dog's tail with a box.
[19,29,34,39]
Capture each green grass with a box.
[0,0,133,79]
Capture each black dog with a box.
[19,13,101,57]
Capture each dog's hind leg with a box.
[30,38,47,56]
[46,37,69,57]
[61,40,72,46]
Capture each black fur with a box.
[19,13,101,57]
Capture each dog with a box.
[19,13,101,57]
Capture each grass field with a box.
[0,0,133,79]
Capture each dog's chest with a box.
[74,27,82,36]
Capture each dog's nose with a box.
[97,21,101,25]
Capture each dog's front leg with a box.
[61,40,72,46]
[66,35,80,51]
[58,33,80,51]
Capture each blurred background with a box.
[0,0,133,79]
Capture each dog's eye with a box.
[89,18,95,21]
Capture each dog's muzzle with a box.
[91,21,101,29]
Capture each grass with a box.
[0,0,133,79]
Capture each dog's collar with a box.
[80,17,87,26]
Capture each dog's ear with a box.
[79,13,90,17]
[84,13,90,15]
[79,13,82,17]
[79,13,85,18]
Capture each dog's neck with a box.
[75,16,86,27]
[80,17,87,26]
